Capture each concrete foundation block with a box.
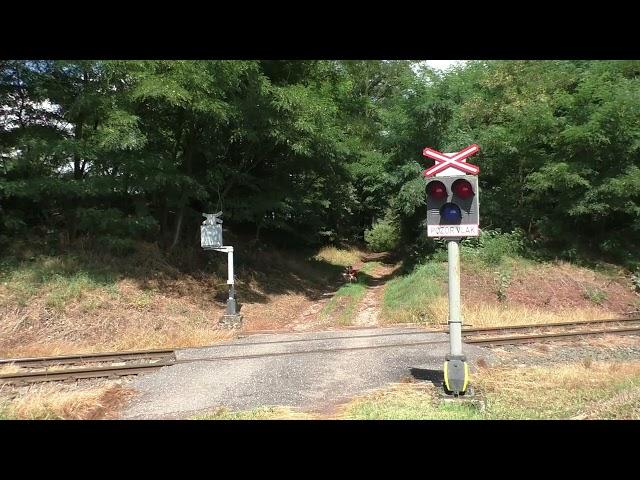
[219,314,243,328]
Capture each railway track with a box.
[463,319,640,346]
[0,349,176,385]
[1,318,639,385]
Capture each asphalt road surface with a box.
[122,326,495,419]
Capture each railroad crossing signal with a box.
[423,145,480,238]
[201,212,243,328]
[420,144,482,396]
[425,175,479,237]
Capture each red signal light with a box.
[427,181,447,200]
[452,179,474,199]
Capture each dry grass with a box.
[0,251,236,357]
[193,406,314,420]
[0,383,136,420]
[476,360,640,419]
[4,328,235,359]
[314,246,363,267]
[0,243,357,357]
[329,360,640,420]
[0,363,20,375]
[425,296,621,328]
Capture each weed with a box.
[632,270,640,292]
[583,286,608,305]
[583,356,593,369]
[461,229,525,266]
[493,271,511,302]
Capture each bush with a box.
[96,236,137,256]
[365,218,400,252]
[462,229,525,266]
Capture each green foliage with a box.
[461,229,525,266]
[364,215,400,252]
[96,236,137,256]
[2,60,640,264]
[493,271,511,302]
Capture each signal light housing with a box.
[427,180,447,200]
[425,175,479,237]
[452,179,474,199]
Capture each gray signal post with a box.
[201,212,243,328]
[423,144,481,396]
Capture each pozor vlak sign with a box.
[423,144,480,238]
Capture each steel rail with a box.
[0,360,176,385]
[0,348,176,367]
[229,318,640,347]
[465,326,640,346]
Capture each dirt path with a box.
[352,263,399,327]
[271,253,401,332]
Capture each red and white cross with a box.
[422,144,480,177]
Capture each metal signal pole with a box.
[447,239,463,356]
[444,238,469,395]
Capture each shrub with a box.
[583,286,607,305]
[365,218,400,252]
[493,271,511,302]
[462,229,525,266]
[96,236,137,256]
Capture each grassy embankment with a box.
[380,234,637,327]
[0,242,353,357]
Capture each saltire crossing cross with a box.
[422,144,480,177]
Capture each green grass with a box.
[381,261,447,324]
[341,386,482,420]
[321,280,367,326]
[0,255,118,308]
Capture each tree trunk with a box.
[74,121,84,180]
[170,204,185,251]
[169,135,194,251]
